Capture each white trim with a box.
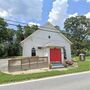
[20,22,72,45]
[61,48,64,63]
[20,30,40,44]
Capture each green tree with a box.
[55,25,61,30]
[0,18,8,42]
[0,28,15,57]
[64,16,89,55]
[24,25,38,38]
[0,17,21,57]
[8,42,22,56]
[16,24,24,42]
[0,18,39,58]
[30,25,38,30]
[6,28,15,42]
[24,25,32,38]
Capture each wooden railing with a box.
[8,56,48,72]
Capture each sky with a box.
[0,0,90,29]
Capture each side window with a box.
[63,47,67,59]
[31,47,36,56]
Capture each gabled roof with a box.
[40,22,59,31]
[39,22,61,33]
[39,22,72,44]
[20,22,72,45]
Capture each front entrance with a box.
[50,48,62,62]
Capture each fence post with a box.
[37,57,39,68]
[8,60,10,72]
[21,59,22,70]
[29,57,30,69]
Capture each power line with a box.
[8,23,25,27]
[7,22,61,33]
[4,19,28,25]
[3,18,61,33]
[3,18,62,33]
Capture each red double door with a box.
[50,48,62,62]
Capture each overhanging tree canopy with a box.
[64,16,89,53]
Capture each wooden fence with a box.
[8,57,48,72]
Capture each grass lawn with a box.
[0,56,90,84]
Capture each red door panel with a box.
[50,48,61,62]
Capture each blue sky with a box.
[0,0,90,29]
[68,0,90,14]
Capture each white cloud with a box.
[86,0,90,2]
[28,22,40,26]
[85,12,90,18]
[69,13,78,18]
[48,0,68,29]
[0,0,43,20]
[0,9,9,17]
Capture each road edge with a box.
[0,71,90,87]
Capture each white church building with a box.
[21,22,72,64]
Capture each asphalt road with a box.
[0,72,90,90]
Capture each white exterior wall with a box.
[22,29,72,61]
[61,48,64,63]
[65,44,71,60]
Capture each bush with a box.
[65,60,73,65]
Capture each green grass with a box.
[0,56,90,84]
[73,56,90,61]
[86,56,90,61]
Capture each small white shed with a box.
[21,22,72,64]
